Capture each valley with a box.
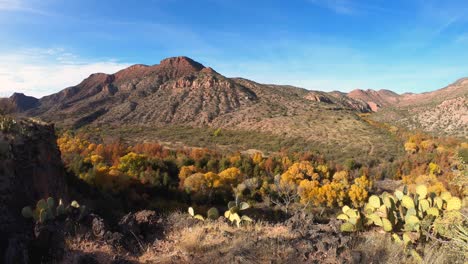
[0,57,467,264]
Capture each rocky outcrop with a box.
[304,91,372,112]
[347,89,400,111]
[0,116,68,263]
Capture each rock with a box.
[118,210,161,254]
[0,117,68,263]
[119,210,159,240]
[91,215,107,238]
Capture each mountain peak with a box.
[159,56,205,71]
[5,92,39,112]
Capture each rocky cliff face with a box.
[0,116,68,263]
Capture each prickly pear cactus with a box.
[337,185,464,243]
[224,199,252,227]
[21,197,84,224]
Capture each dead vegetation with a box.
[59,210,467,264]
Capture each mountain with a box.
[0,93,39,113]
[1,56,466,161]
[348,78,468,111]
[364,79,468,138]
[0,56,402,164]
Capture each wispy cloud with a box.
[0,0,22,10]
[455,33,468,43]
[0,48,131,97]
[0,0,51,15]
[307,0,396,15]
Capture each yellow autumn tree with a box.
[298,179,320,205]
[178,165,198,188]
[332,170,349,185]
[420,140,436,152]
[118,152,148,179]
[428,162,441,175]
[90,154,104,165]
[280,161,315,185]
[348,175,371,208]
[316,164,330,179]
[402,173,446,195]
[252,152,263,165]
[184,173,207,193]
[204,172,220,189]
[218,167,242,187]
[322,181,347,207]
[404,142,418,154]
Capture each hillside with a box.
[0,56,402,164]
[363,79,468,138]
[347,89,400,111]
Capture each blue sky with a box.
[0,0,468,97]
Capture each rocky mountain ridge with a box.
[0,56,466,140]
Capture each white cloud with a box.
[0,48,131,97]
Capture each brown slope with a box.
[347,89,401,111]
[370,78,468,138]
[304,90,372,112]
[397,77,468,106]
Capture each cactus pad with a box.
[340,222,355,232]
[426,207,439,217]
[207,207,219,220]
[337,214,349,221]
[36,199,47,210]
[188,207,195,217]
[415,185,427,199]
[418,199,430,212]
[368,213,382,226]
[369,195,381,208]
[47,197,55,209]
[401,195,415,208]
[405,215,419,226]
[382,218,392,232]
[342,205,350,214]
[239,202,250,210]
[440,191,452,201]
[394,190,404,200]
[21,206,33,218]
[446,197,461,211]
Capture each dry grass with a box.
[62,237,139,263]
[354,231,466,264]
[140,213,302,264]
[59,212,466,264]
